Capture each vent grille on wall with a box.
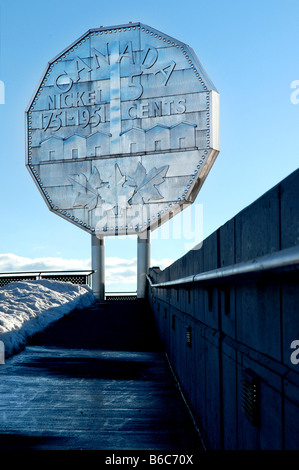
[241,368,260,427]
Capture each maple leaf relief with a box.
[68,167,108,211]
[126,162,169,205]
[99,164,134,215]
[68,162,169,214]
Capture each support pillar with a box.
[137,229,151,298]
[91,235,105,300]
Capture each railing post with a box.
[91,235,105,300]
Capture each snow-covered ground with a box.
[0,279,96,359]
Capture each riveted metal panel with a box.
[26,22,219,236]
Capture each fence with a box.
[0,272,137,300]
[105,292,137,300]
[0,270,94,288]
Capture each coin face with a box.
[26,22,219,236]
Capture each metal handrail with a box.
[147,245,299,288]
[0,270,94,277]
[0,270,95,288]
[105,291,137,295]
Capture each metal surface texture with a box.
[26,22,219,236]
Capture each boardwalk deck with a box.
[0,300,203,451]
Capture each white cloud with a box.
[0,253,174,290]
[106,257,137,285]
[0,253,91,273]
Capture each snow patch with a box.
[0,279,96,358]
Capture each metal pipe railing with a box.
[147,245,299,288]
[0,270,94,277]
[105,292,137,295]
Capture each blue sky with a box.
[0,0,298,291]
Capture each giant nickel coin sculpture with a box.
[26,22,219,238]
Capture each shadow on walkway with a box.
[0,299,203,451]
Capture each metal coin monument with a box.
[25,22,219,299]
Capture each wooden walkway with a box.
[0,300,203,450]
